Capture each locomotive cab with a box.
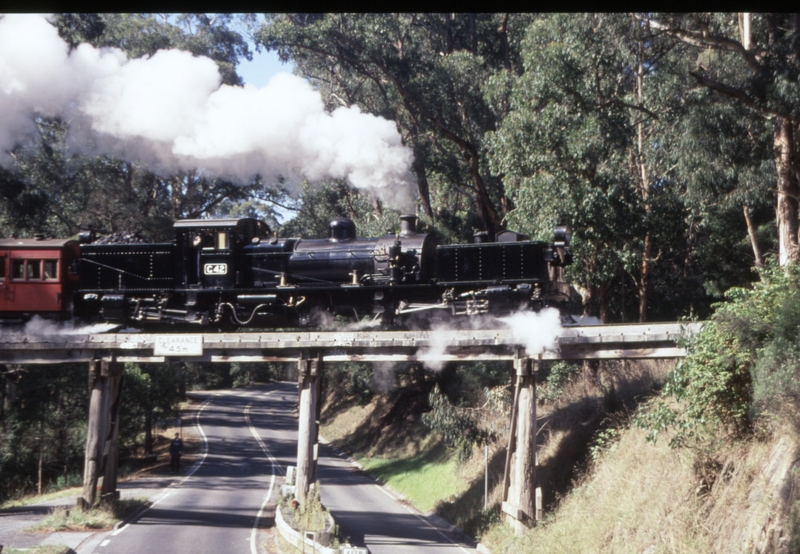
[175,218,270,289]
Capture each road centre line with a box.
[245,393,282,554]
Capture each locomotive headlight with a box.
[554,223,572,247]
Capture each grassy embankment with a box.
[320,389,464,512]
[322,360,674,533]
[320,359,800,552]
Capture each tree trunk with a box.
[635,32,652,322]
[444,13,453,54]
[739,13,752,50]
[468,14,477,54]
[371,195,383,218]
[638,231,652,322]
[582,282,596,318]
[467,152,501,238]
[599,279,612,323]
[498,14,512,72]
[411,150,434,218]
[775,116,799,265]
[743,204,764,268]
[38,418,44,495]
[145,410,153,454]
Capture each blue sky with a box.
[229,14,294,88]
[237,48,293,87]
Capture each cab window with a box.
[216,231,229,250]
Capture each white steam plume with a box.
[2,315,119,336]
[416,308,563,371]
[573,314,603,326]
[0,14,416,209]
[497,307,563,357]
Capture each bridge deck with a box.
[0,322,702,364]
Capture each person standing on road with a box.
[169,433,184,473]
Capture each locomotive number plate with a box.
[154,335,203,356]
[204,263,228,275]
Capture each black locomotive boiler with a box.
[72,215,573,329]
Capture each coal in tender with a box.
[93,232,152,244]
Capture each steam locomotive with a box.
[0,215,573,329]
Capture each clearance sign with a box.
[154,335,203,356]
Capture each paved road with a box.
[86,383,477,554]
[247,382,478,554]
[95,387,278,554]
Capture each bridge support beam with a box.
[502,352,542,535]
[79,359,123,509]
[296,351,323,505]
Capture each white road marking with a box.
[369,468,473,552]
[100,539,110,546]
[111,397,214,536]
[245,397,281,554]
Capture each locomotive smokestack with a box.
[399,214,417,236]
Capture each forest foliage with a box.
[2,12,800,503]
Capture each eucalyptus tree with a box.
[643,13,800,266]
[56,13,252,86]
[256,13,534,238]
[488,14,688,321]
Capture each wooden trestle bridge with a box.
[0,322,701,534]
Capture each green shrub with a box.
[539,360,582,403]
[637,261,800,445]
[422,386,495,460]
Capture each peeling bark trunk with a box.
[739,13,751,50]
[775,116,799,265]
[743,204,764,268]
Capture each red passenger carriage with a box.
[0,237,80,322]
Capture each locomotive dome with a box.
[328,218,357,242]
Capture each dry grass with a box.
[29,498,148,532]
[483,425,714,554]
[702,432,799,553]
[481,375,800,554]
[321,359,684,542]
[0,486,84,510]
[321,358,800,552]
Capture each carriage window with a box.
[0,258,5,283]
[43,260,58,280]
[11,260,25,280]
[27,260,41,280]
[217,231,229,250]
